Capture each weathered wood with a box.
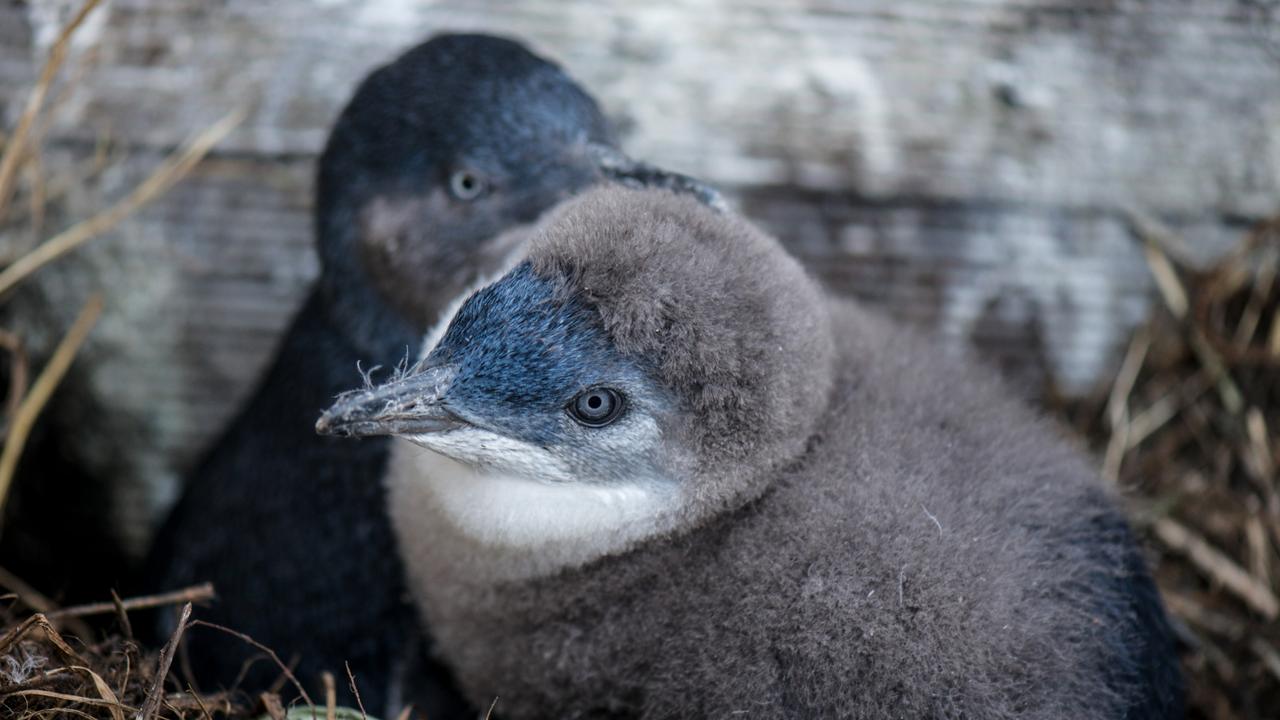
[1,0,1278,556]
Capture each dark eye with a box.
[448,169,486,201]
[568,387,624,427]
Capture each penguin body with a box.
[320,187,1183,719]
[145,34,618,716]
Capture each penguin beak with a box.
[585,143,728,213]
[315,364,465,438]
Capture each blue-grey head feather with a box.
[424,262,668,462]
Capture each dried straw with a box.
[0,293,102,519]
[0,0,103,220]
[1060,211,1280,717]
[0,105,246,300]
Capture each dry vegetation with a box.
[1055,213,1280,719]
[0,1,1276,719]
[0,579,385,719]
[0,2,288,717]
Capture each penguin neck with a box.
[385,438,687,584]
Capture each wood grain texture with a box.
[1,0,1277,554]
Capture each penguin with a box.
[144,35,716,717]
[317,186,1185,719]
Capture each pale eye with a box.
[567,387,625,428]
[448,169,486,201]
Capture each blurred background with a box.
[0,1,1276,717]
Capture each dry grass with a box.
[0,293,100,518]
[1053,213,1280,719]
[0,0,243,520]
[0,583,376,719]
[0,4,267,714]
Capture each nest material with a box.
[1056,214,1280,719]
[0,582,387,719]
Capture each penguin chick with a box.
[318,186,1184,719]
[145,34,627,717]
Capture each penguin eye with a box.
[567,387,624,427]
[448,169,487,201]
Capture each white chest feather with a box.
[384,432,680,582]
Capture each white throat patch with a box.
[385,429,680,580]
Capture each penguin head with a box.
[318,187,833,549]
[318,34,693,358]
[318,34,613,350]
